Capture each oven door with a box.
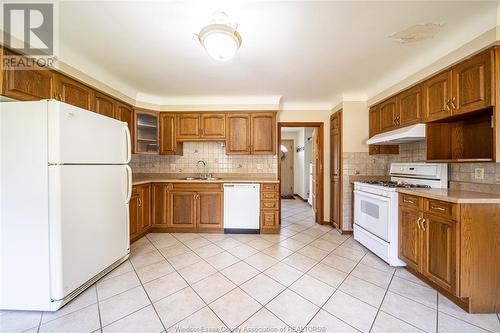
[354,190,390,242]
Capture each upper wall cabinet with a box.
[116,102,135,153]
[2,48,54,100]
[452,49,493,116]
[176,113,225,141]
[135,109,159,154]
[398,85,422,127]
[379,96,399,132]
[251,113,276,155]
[94,91,116,118]
[54,74,94,111]
[368,106,380,138]
[159,113,183,155]
[226,113,251,154]
[423,70,453,122]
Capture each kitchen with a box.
[1,1,500,333]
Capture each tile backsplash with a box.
[130,142,277,174]
[342,141,500,230]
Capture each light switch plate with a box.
[474,168,484,180]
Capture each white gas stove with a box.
[353,163,448,266]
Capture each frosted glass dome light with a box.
[198,12,242,61]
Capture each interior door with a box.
[280,139,294,197]
[312,128,319,220]
[48,164,129,300]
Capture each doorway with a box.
[278,123,324,224]
[280,139,294,198]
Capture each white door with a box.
[48,100,131,164]
[354,191,390,242]
[48,164,131,301]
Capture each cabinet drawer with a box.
[261,191,279,200]
[261,211,279,229]
[172,183,222,191]
[261,183,278,192]
[423,199,457,220]
[261,199,279,210]
[399,194,419,209]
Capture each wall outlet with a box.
[256,164,264,170]
[496,176,500,184]
[474,168,484,180]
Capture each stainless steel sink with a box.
[182,177,220,181]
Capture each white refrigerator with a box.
[1,100,132,311]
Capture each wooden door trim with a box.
[277,122,325,224]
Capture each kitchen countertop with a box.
[396,188,500,204]
[132,173,279,185]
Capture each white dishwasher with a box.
[223,183,260,233]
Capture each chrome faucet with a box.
[196,160,207,179]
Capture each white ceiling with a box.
[56,1,498,108]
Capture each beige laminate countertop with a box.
[396,188,500,204]
[132,173,279,186]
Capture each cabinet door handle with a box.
[416,217,422,230]
[421,218,427,231]
[138,198,142,207]
[444,100,451,111]
[450,97,456,110]
[430,205,445,212]
[404,198,415,204]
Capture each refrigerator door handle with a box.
[124,125,132,164]
[125,165,132,203]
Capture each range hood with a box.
[366,124,426,145]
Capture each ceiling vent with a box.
[387,23,444,44]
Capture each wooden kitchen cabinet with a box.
[398,194,500,312]
[176,113,226,140]
[200,113,225,139]
[93,91,116,118]
[176,113,201,140]
[379,97,399,132]
[151,183,224,232]
[226,113,251,154]
[251,113,276,155]
[423,70,453,122]
[2,49,54,100]
[368,106,380,138]
[398,202,422,272]
[197,192,223,229]
[135,109,159,154]
[129,184,151,242]
[54,74,94,111]
[168,191,197,230]
[159,113,183,155]
[422,213,458,294]
[260,182,280,233]
[116,102,135,153]
[452,49,493,116]
[398,85,422,126]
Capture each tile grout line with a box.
[95,286,104,332]
[368,266,396,333]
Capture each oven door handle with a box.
[354,190,391,202]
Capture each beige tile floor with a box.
[2,198,500,333]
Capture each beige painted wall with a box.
[341,101,369,153]
[277,110,331,221]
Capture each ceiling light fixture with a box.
[198,11,242,61]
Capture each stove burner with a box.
[362,181,431,189]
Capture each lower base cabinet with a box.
[151,183,223,233]
[260,183,280,233]
[398,193,500,313]
[129,184,151,242]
